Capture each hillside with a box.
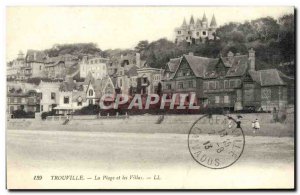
[41,14,294,74]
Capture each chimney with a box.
[227,51,234,62]
[248,48,255,70]
[136,53,141,68]
[188,52,194,56]
[33,52,37,61]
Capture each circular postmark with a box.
[188,114,245,169]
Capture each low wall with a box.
[7,113,294,137]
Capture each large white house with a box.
[79,55,109,79]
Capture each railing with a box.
[46,115,68,121]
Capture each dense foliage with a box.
[43,14,294,72]
[44,43,103,59]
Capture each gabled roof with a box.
[92,76,114,98]
[83,72,95,85]
[248,69,293,86]
[224,55,249,77]
[183,55,218,78]
[167,57,182,72]
[26,50,46,63]
[72,91,87,102]
[126,65,138,77]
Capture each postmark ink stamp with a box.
[188,114,245,169]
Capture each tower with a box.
[189,15,195,26]
[202,13,208,28]
[181,18,187,29]
[210,14,217,29]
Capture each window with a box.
[178,82,183,89]
[224,80,229,89]
[17,97,21,103]
[178,31,181,34]
[219,80,224,89]
[203,82,208,90]
[188,31,192,35]
[40,93,43,99]
[215,96,220,104]
[143,78,147,84]
[41,105,43,112]
[230,80,236,88]
[64,96,69,104]
[186,70,191,76]
[209,81,215,90]
[77,102,82,106]
[202,31,207,35]
[186,37,188,40]
[236,79,241,87]
[166,84,171,89]
[89,99,93,105]
[88,89,93,96]
[188,80,193,88]
[39,66,41,70]
[196,32,200,36]
[224,95,230,103]
[120,79,123,87]
[51,92,56,100]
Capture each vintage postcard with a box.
[6,6,295,189]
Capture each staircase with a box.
[155,115,164,124]
[62,118,70,125]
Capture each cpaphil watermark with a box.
[99,93,199,110]
[188,115,245,169]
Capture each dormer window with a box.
[202,31,206,35]
[89,89,93,96]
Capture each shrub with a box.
[12,110,35,118]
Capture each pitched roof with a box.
[167,57,181,72]
[195,19,202,27]
[210,14,217,27]
[83,72,95,85]
[248,69,292,86]
[92,76,114,98]
[224,55,249,77]
[202,13,207,22]
[26,50,46,63]
[183,55,218,77]
[189,15,195,25]
[72,91,86,102]
[181,18,187,28]
[126,65,138,77]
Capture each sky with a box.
[6,6,294,61]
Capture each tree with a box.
[134,40,149,52]
[251,17,279,41]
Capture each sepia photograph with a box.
[5,6,295,190]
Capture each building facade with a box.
[162,49,294,111]
[37,81,61,112]
[7,84,40,115]
[175,14,218,45]
[79,56,109,79]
